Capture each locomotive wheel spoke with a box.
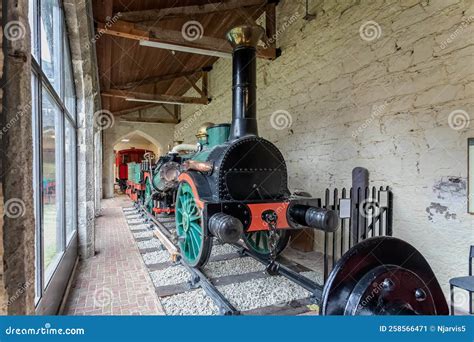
[175,181,212,267]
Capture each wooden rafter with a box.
[160,104,181,122]
[112,68,208,90]
[116,0,267,22]
[96,20,277,60]
[119,117,179,124]
[101,89,210,105]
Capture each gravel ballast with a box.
[210,244,236,256]
[203,257,265,278]
[137,238,163,250]
[133,231,154,239]
[129,224,149,231]
[127,218,145,225]
[161,289,219,315]
[142,250,170,264]
[150,265,191,287]
[218,276,312,311]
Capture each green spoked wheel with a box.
[243,230,290,259]
[144,177,154,213]
[175,181,212,267]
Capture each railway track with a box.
[122,203,324,316]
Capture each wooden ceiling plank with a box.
[102,89,210,105]
[117,0,267,22]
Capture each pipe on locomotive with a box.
[226,25,262,139]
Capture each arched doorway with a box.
[106,130,162,198]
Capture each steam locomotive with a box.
[172,25,449,315]
[126,123,216,215]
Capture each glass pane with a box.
[29,0,39,59]
[42,89,62,280]
[63,34,76,118]
[40,0,61,93]
[65,120,76,241]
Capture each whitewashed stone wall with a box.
[174,0,474,307]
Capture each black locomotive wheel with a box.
[242,230,290,259]
[175,181,212,267]
[321,236,449,315]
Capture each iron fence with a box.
[321,186,393,282]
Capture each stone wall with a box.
[64,0,102,258]
[1,0,35,314]
[175,0,474,305]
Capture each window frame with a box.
[31,0,78,308]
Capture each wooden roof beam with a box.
[96,21,277,60]
[101,89,210,105]
[117,0,268,22]
[113,68,208,90]
[112,103,159,116]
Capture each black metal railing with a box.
[320,186,393,282]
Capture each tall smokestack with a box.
[226,25,264,139]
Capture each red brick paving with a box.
[65,196,164,315]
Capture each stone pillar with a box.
[1,0,36,314]
[63,0,101,258]
[102,140,114,199]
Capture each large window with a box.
[30,0,77,312]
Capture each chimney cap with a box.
[226,25,264,48]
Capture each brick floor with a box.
[64,196,164,315]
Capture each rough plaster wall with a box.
[102,121,175,198]
[175,0,474,303]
